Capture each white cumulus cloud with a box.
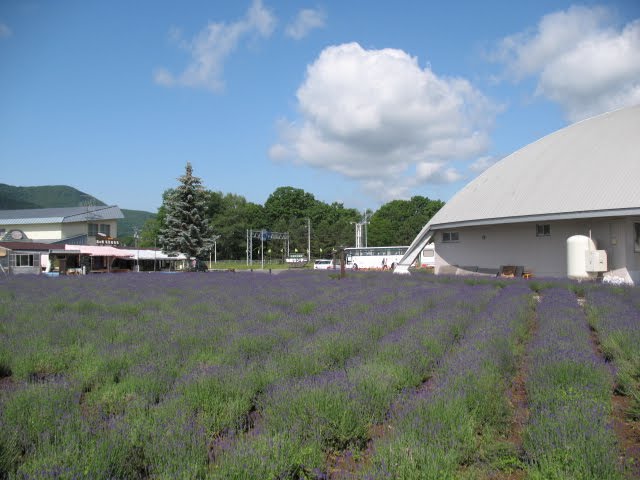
[270,42,497,201]
[285,8,326,39]
[494,5,640,121]
[0,23,12,38]
[154,0,276,92]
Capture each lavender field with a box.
[0,271,638,479]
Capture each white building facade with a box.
[0,206,123,245]
[397,105,640,284]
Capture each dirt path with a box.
[489,296,538,480]
[207,404,262,465]
[325,422,388,479]
[0,375,16,393]
[612,394,640,478]
[496,352,530,480]
[328,294,539,480]
[578,294,640,478]
[325,373,437,480]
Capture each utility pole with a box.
[210,235,220,267]
[249,229,289,266]
[307,218,311,262]
[351,211,369,248]
[133,227,140,272]
[363,210,370,248]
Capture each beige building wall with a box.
[61,222,90,239]
[434,218,639,279]
[1,223,64,241]
[105,220,118,238]
[1,219,118,243]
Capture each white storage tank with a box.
[567,235,597,280]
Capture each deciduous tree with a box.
[368,196,444,246]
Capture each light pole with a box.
[307,218,311,262]
[133,227,140,272]
[350,221,363,248]
[210,235,220,268]
[363,210,370,248]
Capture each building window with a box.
[635,223,640,253]
[536,224,551,237]
[88,223,99,236]
[99,224,111,236]
[442,232,459,243]
[15,254,34,267]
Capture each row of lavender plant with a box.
[0,272,492,478]
[523,287,622,479]
[585,285,640,419]
[0,272,360,477]
[362,283,534,478]
[205,280,500,478]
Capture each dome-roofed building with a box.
[396,104,640,284]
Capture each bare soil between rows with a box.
[582,296,640,479]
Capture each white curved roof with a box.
[395,104,640,273]
[430,104,640,228]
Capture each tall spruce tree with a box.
[158,163,212,260]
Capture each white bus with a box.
[343,244,435,271]
[345,246,409,271]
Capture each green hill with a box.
[0,184,155,239]
[118,209,156,238]
[0,184,106,209]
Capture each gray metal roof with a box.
[429,104,640,228]
[0,206,124,225]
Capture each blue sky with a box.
[1,1,639,213]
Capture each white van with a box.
[313,259,333,270]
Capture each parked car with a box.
[313,259,333,270]
[189,260,208,272]
[313,259,353,270]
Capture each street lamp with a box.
[350,211,370,248]
[350,221,362,248]
[307,218,311,262]
[363,210,370,248]
[133,227,140,272]
[210,235,220,267]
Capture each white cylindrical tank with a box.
[567,235,597,280]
